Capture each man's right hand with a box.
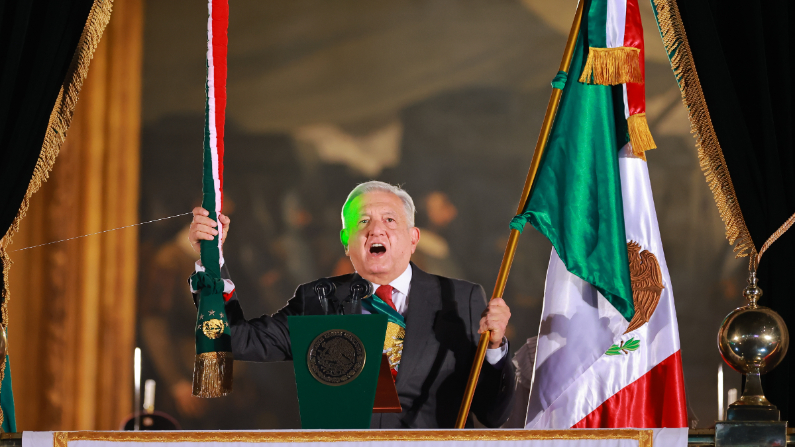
[189,207,230,254]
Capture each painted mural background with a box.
[138,0,746,429]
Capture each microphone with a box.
[313,279,336,315]
[346,278,372,315]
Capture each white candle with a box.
[134,347,142,430]
[728,388,738,407]
[718,364,724,420]
[144,380,156,414]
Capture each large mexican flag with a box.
[518,0,688,444]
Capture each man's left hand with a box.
[478,298,511,349]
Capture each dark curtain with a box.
[0,0,94,241]
[674,0,795,419]
[0,0,96,430]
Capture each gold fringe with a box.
[627,113,657,159]
[653,0,755,258]
[0,0,115,429]
[53,429,654,445]
[53,432,67,447]
[578,47,643,85]
[192,351,233,397]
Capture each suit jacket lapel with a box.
[395,263,439,388]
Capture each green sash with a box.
[362,295,405,328]
[362,295,405,372]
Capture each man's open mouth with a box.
[370,243,386,254]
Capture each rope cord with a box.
[750,210,795,271]
[10,212,193,252]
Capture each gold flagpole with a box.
[454,0,586,429]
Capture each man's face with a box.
[342,191,420,284]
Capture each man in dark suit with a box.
[189,181,515,428]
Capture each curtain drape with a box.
[652,0,795,419]
[0,0,115,430]
[6,0,142,430]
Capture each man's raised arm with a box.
[187,207,296,362]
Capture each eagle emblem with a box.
[623,241,664,334]
[307,330,366,386]
[202,318,226,339]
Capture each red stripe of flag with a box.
[573,351,689,429]
[212,0,228,210]
[623,0,646,117]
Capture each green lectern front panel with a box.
[288,314,387,429]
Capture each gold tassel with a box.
[627,113,657,159]
[192,351,233,397]
[653,0,755,258]
[579,47,643,86]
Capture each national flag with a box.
[513,0,688,444]
[1,343,16,432]
[578,0,656,156]
[191,0,233,398]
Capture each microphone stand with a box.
[313,279,336,315]
[348,279,372,315]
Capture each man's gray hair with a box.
[341,181,416,228]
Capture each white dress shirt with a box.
[367,264,508,365]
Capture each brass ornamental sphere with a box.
[718,273,789,375]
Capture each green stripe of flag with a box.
[200,66,221,279]
[586,0,609,48]
[1,347,16,432]
[517,25,634,321]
